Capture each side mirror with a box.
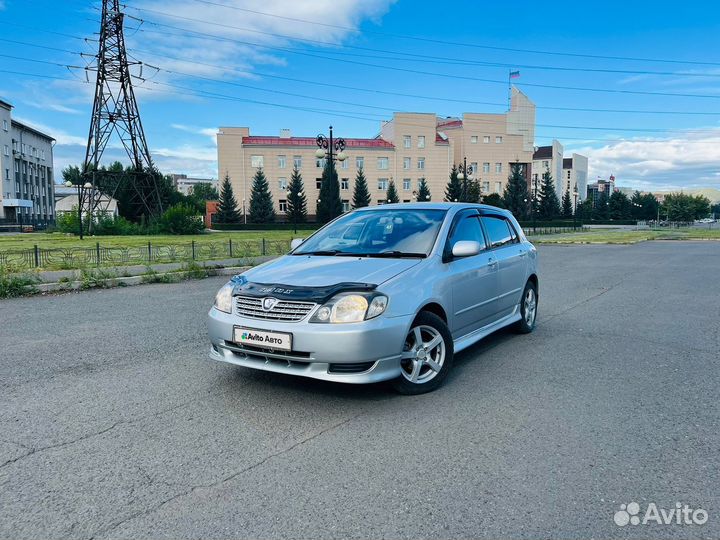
[451,240,481,258]
[290,238,304,250]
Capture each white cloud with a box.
[568,128,720,190]
[12,116,87,147]
[171,123,218,144]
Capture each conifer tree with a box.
[561,189,573,218]
[352,167,371,208]
[316,162,342,223]
[215,173,241,223]
[503,162,530,219]
[286,165,307,224]
[444,165,463,202]
[416,177,431,202]
[537,168,561,220]
[386,179,399,203]
[249,168,275,223]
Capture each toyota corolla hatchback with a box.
[208,203,538,394]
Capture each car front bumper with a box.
[207,307,412,384]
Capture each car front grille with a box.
[234,295,316,322]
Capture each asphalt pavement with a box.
[1,241,718,539]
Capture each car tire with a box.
[392,311,454,395]
[513,280,538,334]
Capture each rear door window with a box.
[481,216,514,248]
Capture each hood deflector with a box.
[231,277,376,304]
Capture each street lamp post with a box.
[65,180,93,239]
[573,185,579,230]
[315,126,347,216]
[456,157,474,202]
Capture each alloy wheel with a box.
[400,324,446,384]
[524,288,537,327]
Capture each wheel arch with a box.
[527,273,539,296]
[417,301,448,324]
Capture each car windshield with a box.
[293,209,447,257]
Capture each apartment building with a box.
[170,173,218,195]
[216,88,536,218]
[0,98,56,225]
[531,140,564,200]
[587,175,616,204]
[562,154,589,208]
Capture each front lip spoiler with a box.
[209,345,402,384]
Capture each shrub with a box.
[93,215,143,235]
[157,204,205,235]
[0,268,40,298]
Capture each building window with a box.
[316,158,326,168]
[482,181,490,193]
[356,156,364,169]
[342,199,350,212]
[377,157,389,170]
[278,178,287,190]
[403,135,411,148]
[417,157,425,170]
[495,182,502,193]
[402,178,411,191]
[483,136,490,143]
[567,170,572,179]
[483,162,490,173]
[471,162,478,174]
[495,136,503,144]
[41,150,45,161]
[542,160,549,168]
[278,155,286,168]
[377,178,388,190]
[279,199,287,212]
[250,155,264,168]
[3,145,8,157]
[341,158,349,169]
[495,163,502,174]
[316,178,322,189]
[2,119,7,131]
[471,135,478,144]
[417,135,425,148]
[377,199,386,205]
[293,155,302,168]
[403,157,410,170]
[341,178,349,190]
[533,173,538,181]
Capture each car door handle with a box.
[487,258,498,267]
[518,250,527,258]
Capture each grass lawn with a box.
[0,229,317,251]
[528,228,720,244]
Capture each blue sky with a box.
[1,0,719,191]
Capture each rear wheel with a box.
[513,280,538,334]
[391,311,454,395]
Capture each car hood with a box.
[241,255,423,288]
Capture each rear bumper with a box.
[207,307,411,384]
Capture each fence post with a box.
[229,238,233,258]
[34,244,40,268]
[147,241,152,263]
[96,242,100,267]
[262,238,266,256]
[192,240,196,260]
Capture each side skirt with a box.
[453,303,522,354]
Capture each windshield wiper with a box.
[364,251,427,258]
[293,249,346,256]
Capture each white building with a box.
[0,98,56,226]
[54,186,119,218]
[171,174,218,196]
[532,140,564,201]
[562,154,589,208]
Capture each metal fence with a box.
[0,238,291,271]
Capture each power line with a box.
[130,0,720,68]
[116,9,720,99]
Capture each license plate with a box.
[234,327,292,351]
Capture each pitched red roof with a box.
[436,118,463,129]
[435,133,449,144]
[242,136,394,148]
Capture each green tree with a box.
[482,192,505,208]
[467,179,481,203]
[630,191,660,221]
[62,165,82,185]
[503,162,530,219]
[537,168,561,220]
[576,198,593,221]
[317,163,342,223]
[249,168,275,223]
[593,190,610,220]
[157,203,204,234]
[190,182,219,201]
[286,165,307,224]
[215,173,242,224]
[662,192,711,222]
[609,191,632,220]
[386,179,399,203]
[352,167,371,208]
[416,177,431,201]
[561,189,573,218]
[444,165,463,202]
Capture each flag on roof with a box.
[509,70,520,79]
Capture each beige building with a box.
[217,87,536,218]
[532,140,564,201]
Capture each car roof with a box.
[354,201,512,215]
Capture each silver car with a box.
[208,203,538,394]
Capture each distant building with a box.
[0,98,56,226]
[54,185,118,218]
[171,174,218,196]
[532,140,564,201]
[217,88,536,218]
[562,154,589,209]
[587,175,616,204]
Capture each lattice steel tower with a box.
[83,0,162,218]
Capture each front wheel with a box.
[513,280,538,334]
[391,312,454,395]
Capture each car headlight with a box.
[213,282,235,313]
[310,292,388,324]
